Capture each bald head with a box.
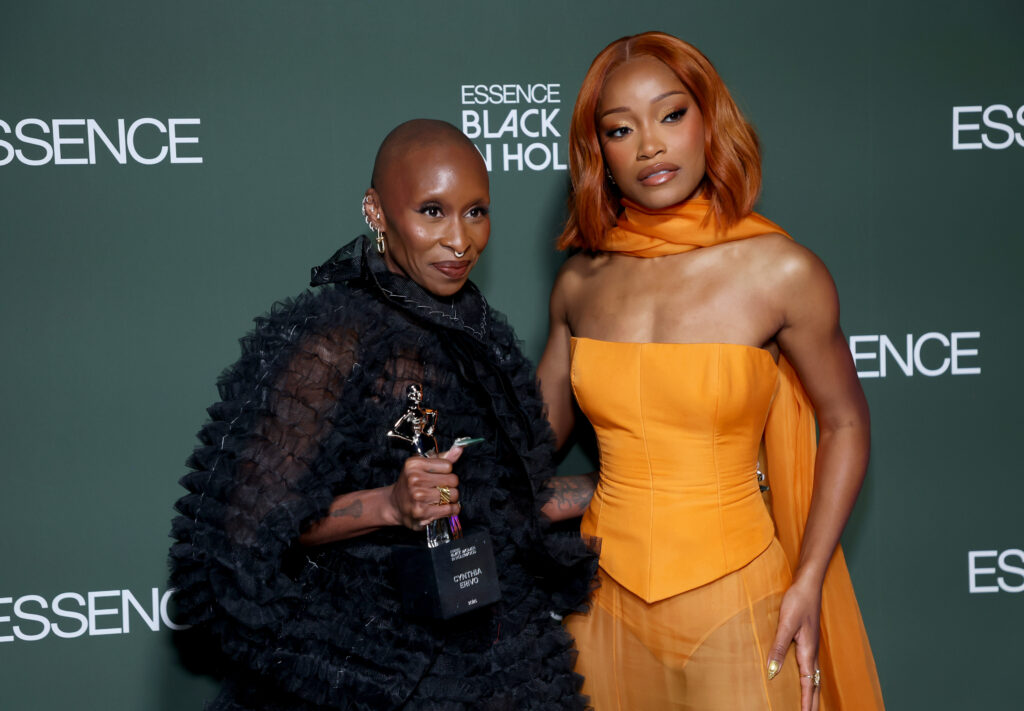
[371,119,481,189]
[361,119,491,297]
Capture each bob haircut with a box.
[558,32,762,251]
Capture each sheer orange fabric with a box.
[766,358,883,710]
[600,197,787,257]
[569,338,802,708]
[564,201,884,709]
[567,541,802,710]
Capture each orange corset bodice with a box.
[571,338,779,602]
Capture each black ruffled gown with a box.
[169,237,596,710]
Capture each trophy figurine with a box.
[387,383,460,548]
[387,383,501,619]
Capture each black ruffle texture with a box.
[169,237,596,710]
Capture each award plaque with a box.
[388,384,501,619]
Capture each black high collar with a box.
[310,235,489,341]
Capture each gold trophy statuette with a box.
[388,384,462,548]
[386,383,501,619]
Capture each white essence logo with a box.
[848,331,980,378]
[460,83,566,172]
[968,550,1024,593]
[952,105,1024,150]
[0,587,187,642]
[0,118,202,166]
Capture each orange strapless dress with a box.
[566,338,801,709]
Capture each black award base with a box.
[392,530,501,620]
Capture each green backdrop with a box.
[2,1,1021,708]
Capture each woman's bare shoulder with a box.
[739,233,831,287]
[553,251,610,292]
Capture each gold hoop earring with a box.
[376,230,387,255]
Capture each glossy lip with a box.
[637,161,680,186]
[432,260,471,279]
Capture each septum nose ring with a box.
[452,248,467,258]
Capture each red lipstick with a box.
[433,261,471,279]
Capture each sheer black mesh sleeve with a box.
[169,293,428,709]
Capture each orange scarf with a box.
[601,197,787,256]
[599,198,885,711]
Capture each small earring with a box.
[362,196,386,254]
[361,195,373,228]
[605,167,616,186]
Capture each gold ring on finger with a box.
[800,669,821,688]
[436,486,451,506]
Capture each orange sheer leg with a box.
[566,540,800,710]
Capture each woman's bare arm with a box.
[775,244,870,589]
[764,241,870,711]
[299,448,463,546]
[538,264,577,450]
[540,472,598,522]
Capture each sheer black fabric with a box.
[169,237,596,710]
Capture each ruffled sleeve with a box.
[169,293,431,709]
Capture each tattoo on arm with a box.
[548,474,597,515]
[330,499,363,519]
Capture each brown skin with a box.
[599,57,707,209]
[538,58,870,711]
[299,124,490,547]
[300,447,464,545]
[540,470,599,521]
[366,139,491,298]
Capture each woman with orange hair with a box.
[538,32,885,710]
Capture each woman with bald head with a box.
[170,119,595,711]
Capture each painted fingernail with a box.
[767,660,780,680]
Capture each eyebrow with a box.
[598,90,689,119]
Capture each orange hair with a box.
[558,32,762,250]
